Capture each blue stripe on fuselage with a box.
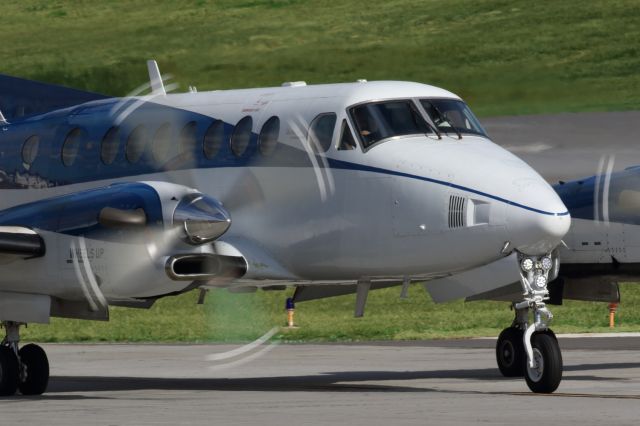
[327,158,569,216]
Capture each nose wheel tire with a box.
[18,344,49,396]
[524,332,562,393]
[496,327,525,377]
[0,346,19,396]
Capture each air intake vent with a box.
[448,195,466,229]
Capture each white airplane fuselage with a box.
[0,81,569,302]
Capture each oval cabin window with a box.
[181,121,198,157]
[230,116,253,157]
[101,126,120,165]
[203,120,224,159]
[152,123,172,163]
[126,125,148,164]
[22,135,40,165]
[62,128,85,167]
[259,116,279,156]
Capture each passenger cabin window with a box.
[203,120,224,159]
[126,125,148,164]
[180,121,198,157]
[22,135,39,165]
[337,120,357,151]
[308,113,337,153]
[101,126,120,165]
[350,101,430,149]
[259,116,279,156]
[420,99,487,137]
[152,123,172,163]
[231,116,252,157]
[62,128,85,167]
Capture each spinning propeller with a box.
[59,61,336,356]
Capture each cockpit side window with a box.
[308,113,337,153]
[337,119,357,151]
[349,100,431,149]
[420,99,487,138]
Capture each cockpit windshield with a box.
[349,100,432,148]
[420,99,487,138]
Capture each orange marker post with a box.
[609,303,619,328]
[286,298,296,328]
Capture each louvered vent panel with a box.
[448,195,466,229]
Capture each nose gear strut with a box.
[495,252,563,393]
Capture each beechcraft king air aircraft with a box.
[0,61,570,396]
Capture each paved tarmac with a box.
[483,111,640,183]
[4,336,640,426]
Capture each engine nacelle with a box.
[0,182,240,307]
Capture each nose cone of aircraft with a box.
[370,135,570,261]
[452,138,572,255]
[505,182,571,255]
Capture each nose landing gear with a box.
[0,321,49,396]
[495,253,562,393]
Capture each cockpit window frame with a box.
[346,98,435,152]
[418,97,489,139]
[346,97,488,153]
[336,119,359,151]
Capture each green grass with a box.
[21,283,640,343]
[0,0,639,116]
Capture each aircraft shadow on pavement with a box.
[42,361,640,395]
[565,362,640,373]
[45,368,502,394]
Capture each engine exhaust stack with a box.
[165,254,246,281]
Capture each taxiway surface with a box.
[4,337,640,425]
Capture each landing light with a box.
[521,258,534,272]
[534,275,547,289]
[541,256,553,271]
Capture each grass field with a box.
[21,283,640,343]
[4,1,640,342]
[1,0,639,116]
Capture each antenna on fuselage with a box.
[146,59,166,96]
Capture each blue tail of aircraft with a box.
[0,73,109,121]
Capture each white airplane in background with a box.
[0,61,570,396]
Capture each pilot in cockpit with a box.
[353,107,380,145]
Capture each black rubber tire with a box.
[0,346,19,396]
[18,344,49,396]
[524,332,563,393]
[543,328,557,340]
[496,327,525,377]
